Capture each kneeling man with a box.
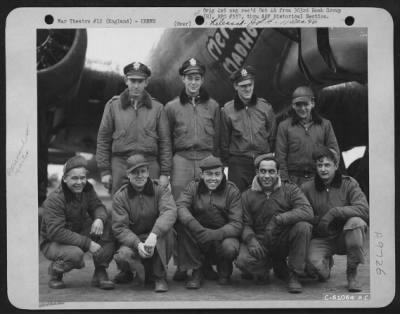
[302,147,369,292]
[40,156,115,290]
[176,155,243,289]
[236,154,313,293]
[112,154,177,292]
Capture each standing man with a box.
[275,86,340,186]
[235,154,313,293]
[302,147,369,292]
[40,156,115,290]
[97,61,172,195]
[221,66,276,192]
[112,154,177,292]
[176,155,242,289]
[165,57,220,200]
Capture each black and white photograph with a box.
[5,7,395,310]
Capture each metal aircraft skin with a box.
[36,27,369,203]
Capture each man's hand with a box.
[138,242,152,259]
[101,174,112,190]
[159,175,170,188]
[316,208,340,236]
[196,228,222,244]
[89,241,101,254]
[91,219,104,236]
[247,237,268,260]
[143,233,157,256]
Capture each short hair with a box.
[312,146,339,165]
[255,154,280,171]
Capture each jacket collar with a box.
[251,175,282,194]
[289,108,323,125]
[197,175,227,195]
[233,93,257,111]
[315,170,342,191]
[179,87,210,105]
[120,88,153,110]
[61,181,93,203]
[127,178,155,198]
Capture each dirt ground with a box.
[38,184,371,307]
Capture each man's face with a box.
[182,74,204,96]
[200,167,224,191]
[128,166,150,190]
[63,167,87,194]
[125,77,148,98]
[234,79,254,102]
[316,157,337,183]
[292,98,314,121]
[257,160,279,190]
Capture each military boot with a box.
[186,268,203,289]
[92,267,115,290]
[217,260,233,285]
[347,266,362,292]
[203,263,218,280]
[287,271,302,293]
[48,264,65,289]
[113,270,134,284]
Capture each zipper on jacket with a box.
[245,106,254,155]
[192,97,198,150]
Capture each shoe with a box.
[173,269,187,282]
[154,278,168,292]
[114,271,134,284]
[186,269,202,289]
[217,276,231,285]
[91,268,115,290]
[48,264,65,289]
[347,266,362,292]
[48,273,66,289]
[203,264,218,280]
[288,271,303,293]
[241,272,254,280]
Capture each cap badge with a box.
[241,69,248,77]
[189,58,197,66]
[133,62,141,70]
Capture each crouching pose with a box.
[40,156,115,290]
[236,154,313,293]
[302,147,369,292]
[176,155,243,289]
[112,154,177,292]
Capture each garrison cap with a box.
[63,155,88,175]
[179,58,206,76]
[199,155,223,171]
[291,86,315,105]
[124,61,151,79]
[126,154,150,173]
[231,65,256,84]
[254,153,276,168]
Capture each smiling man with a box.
[112,154,177,292]
[301,147,369,292]
[40,156,115,290]
[96,61,172,195]
[221,65,276,192]
[236,154,313,293]
[275,86,340,186]
[175,155,242,289]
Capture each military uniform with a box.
[301,171,369,291]
[112,155,177,291]
[176,156,243,288]
[221,66,276,192]
[236,176,313,287]
[96,62,172,195]
[165,58,220,200]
